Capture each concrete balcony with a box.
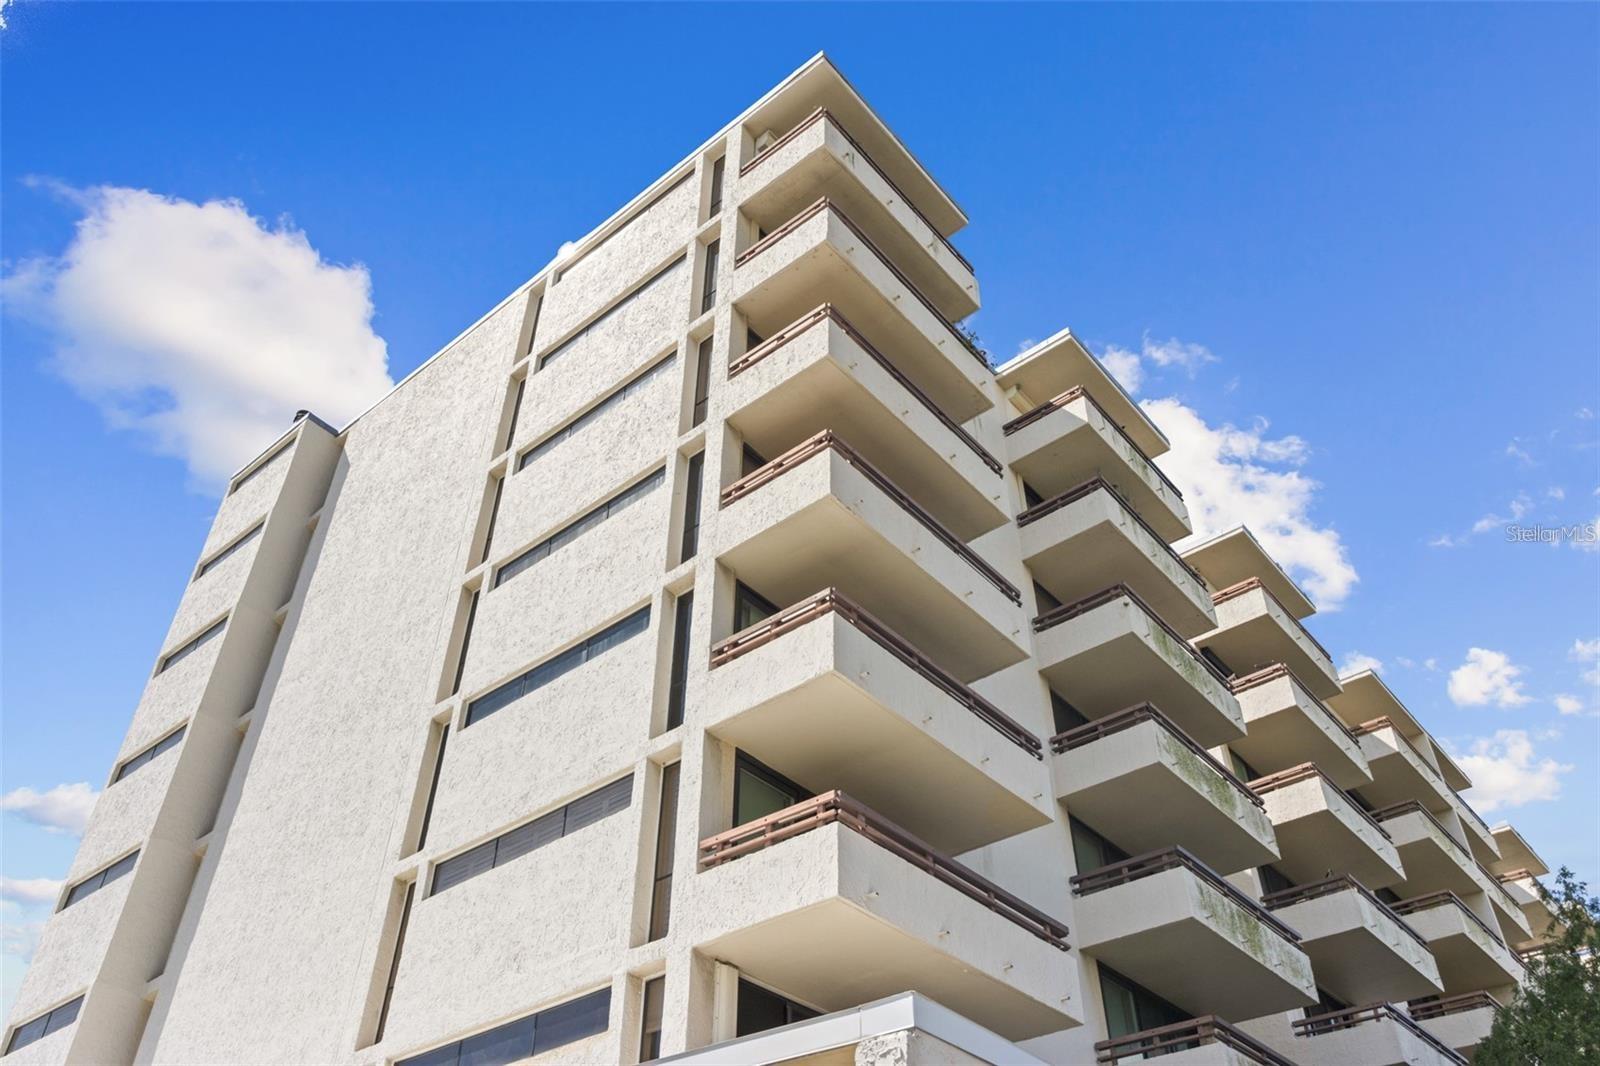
[1286,1004,1467,1066]
[1351,718,1454,813]
[1050,704,1277,875]
[733,198,991,422]
[1497,871,1559,949]
[1229,665,1371,790]
[694,792,1079,1041]
[1071,847,1316,1021]
[1372,803,1486,901]
[1409,993,1501,1062]
[706,589,1050,855]
[996,327,1169,459]
[1446,790,1500,867]
[1249,763,1405,889]
[717,433,1026,683]
[739,109,978,321]
[1488,824,1547,880]
[1094,1017,1295,1066]
[1003,389,1190,541]
[1196,579,1341,700]
[1261,877,1443,1005]
[1018,479,1216,637]
[1034,586,1244,747]
[1180,527,1316,622]
[725,304,1005,540]
[1392,892,1523,994]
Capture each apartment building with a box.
[4,54,1559,1066]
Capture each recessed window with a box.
[5,996,83,1053]
[397,987,611,1066]
[494,470,664,588]
[540,256,686,371]
[1099,966,1188,1041]
[157,618,227,674]
[690,337,713,428]
[699,240,719,315]
[732,582,779,635]
[665,592,694,731]
[62,851,138,909]
[707,156,726,218]
[113,726,186,783]
[195,522,263,580]
[227,438,292,496]
[735,979,817,1038]
[430,776,633,895]
[639,976,666,1061]
[647,763,680,941]
[679,452,704,563]
[519,354,675,472]
[466,607,651,727]
[733,752,810,828]
[1068,816,1127,876]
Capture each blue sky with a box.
[2,2,1596,1013]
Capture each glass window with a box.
[397,988,610,1066]
[196,522,263,579]
[733,755,810,827]
[466,607,650,726]
[691,339,712,427]
[639,976,666,1061]
[533,988,611,1053]
[459,1017,533,1066]
[707,156,726,217]
[114,726,187,783]
[1099,967,1188,1040]
[700,240,720,314]
[520,355,674,471]
[1069,817,1127,876]
[735,980,817,1038]
[158,618,227,673]
[732,582,779,635]
[648,764,680,941]
[1050,692,1088,735]
[539,256,685,370]
[495,470,664,588]
[5,997,83,1053]
[665,592,694,731]
[740,443,767,477]
[1033,581,1063,614]
[680,453,704,561]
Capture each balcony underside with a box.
[725,313,1004,540]
[1198,591,1340,701]
[1005,403,1189,541]
[1053,719,1277,875]
[1402,906,1521,994]
[1417,1005,1496,1062]
[734,208,990,421]
[1269,893,1442,1005]
[1020,489,1214,637]
[1035,598,1243,748]
[706,612,1049,854]
[1231,671,1371,790]
[1381,813,1482,901]
[717,450,1025,683]
[1260,778,1404,889]
[694,824,1080,1042]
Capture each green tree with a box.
[1477,866,1600,1063]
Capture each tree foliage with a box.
[1477,867,1600,1064]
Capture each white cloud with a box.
[1,922,42,964]
[1340,651,1384,676]
[1424,658,1439,671]
[1142,334,1219,375]
[0,878,61,908]
[1572,638,1600,687]
[1447,648,1533,708]
[1578,407,1595,420]
[1395,656,1416,669]
[1146,398,1358,609]
[1506,439,1535,466]
[1547,486,1566,501]
[1099,344,1145,395]
[1457,729,1573,812]
[0,782,98,834]
[2,184,392,488]
[1553,694,1595,717]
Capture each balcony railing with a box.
[1017,477,1204,586]
[1230,663,1357,742]
[1391,890,1510,952]
[1292,1004,1466,1064]
[728,303,1001,475]
[1261,875,1429,952]
[1408,991,1501,1021]
[720,430,1020,604]
[1034,584,1231,688]
[741,107,975,273]
[1496,867,1539,884]
[1249,763,1391,840]
[1002,385,1185,502]
[733,197,988,367]
[1094,1016,1294,1066]
[1372,802,1523,914]
[697,790,1068,949]
[1050,702,1263,809]
[1211,578,1334,664]
[1071,846,1302,945]
[709,587,1041,757]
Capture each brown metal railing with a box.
[1391,890,1509,950]
[1261,875,1429,951]
[709,588,1041,757]
[727,303,1001,475]
[1496,867,1538,883]
[1293,1003,1467,1064]
[1230,663,1358,742]
[1094,1016,1294,1066]
[1016,477,1206,587]
[733,197,987,368]
[1002,385,1185,502]
[697,790,1068,949]
[1034,584,1231,688]
[1211,578,1334,665]
[1248,763,1391,840]
[1369,799,1522,913]
[1070,845,1302,944]
[740,108,975,273]
[1352,717,1447,783]
[1050,703,1264,809]
[719,430,1020,605]
[1408,991,1501,1021]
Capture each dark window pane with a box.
[736,981,793,1038]
[459,1017,535,1066]
[565,776,632,834]
[733,583,779,634]
[466,680,522,726]
[432,841,496,895]
[398,1042,462,1066]
[1050,692,1088,735]
[680,453,704,561]
[639,976,666,1062]
[8,1016,49,1052]
[665,593,694,730]
[495,811,565,866]
[103,852,138,884]
[534,988,611,1053]
[64,876,100,908]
